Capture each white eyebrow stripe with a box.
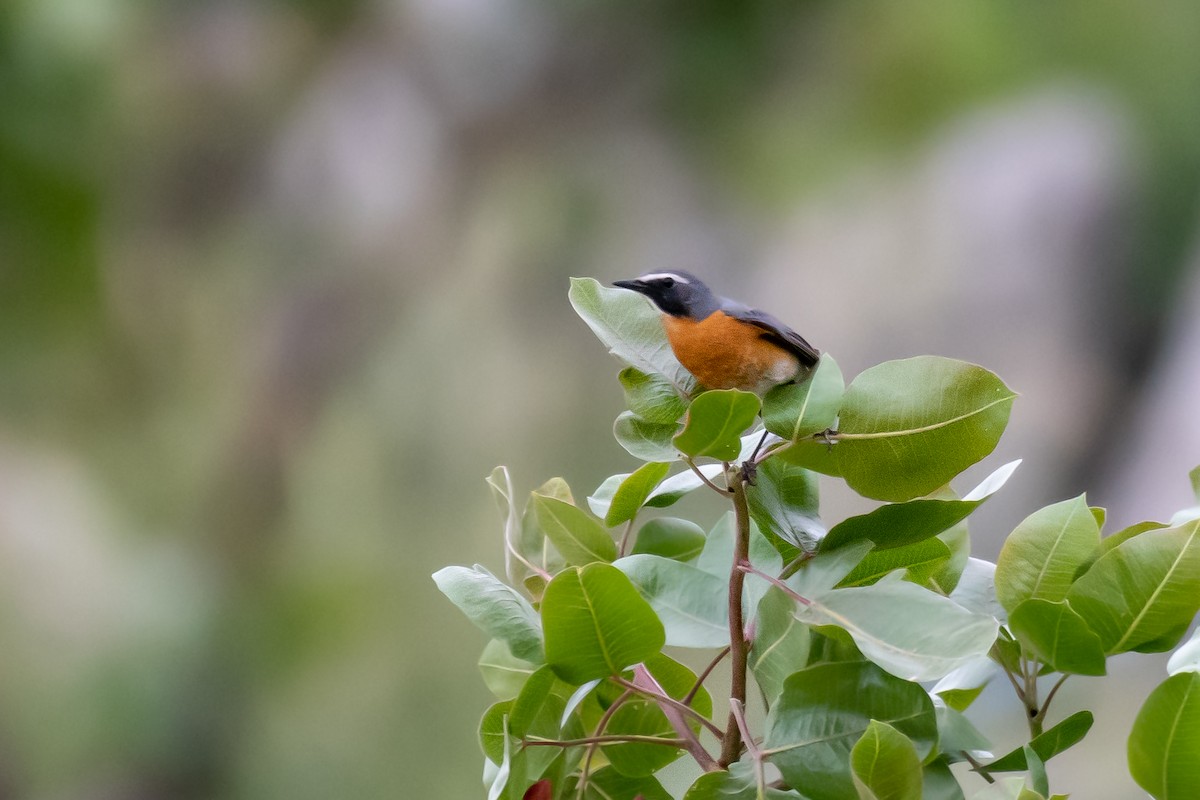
[639,272,690,284]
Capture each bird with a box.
[613,271,819,394]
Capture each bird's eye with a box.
[660,277,675,288]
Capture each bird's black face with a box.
[612,271,716,319]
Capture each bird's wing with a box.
[722,303,820,367]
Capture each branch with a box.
[720,468,753,767]
[686,457,732,495]
[630,665,720,772]
[736,561,811,607]
[730,699,767,795]
[683,646,731,707]
[612,676,725,741]
[1036,673,1071,724]
[525,734,689,748]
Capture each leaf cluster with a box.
[435,278,1200,800]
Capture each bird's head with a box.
[612,271,717,319]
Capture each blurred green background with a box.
[3,1,1200,798]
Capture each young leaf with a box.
[994,495,1100,614]
[796,578,1000,681]
[763,353,844,440]
[605,461,672,527]
[746,458,824,558]
[1128,672,1200,799]
[479,639,539,700]
[569,277,697,394]
[631,518,706,562]
[850,720,924,800]
[673,389,761,461]
[542,563,665,684]
[750,587,813,705]
[834,357,1016,502]
[619,367,689,423]
[614,411,682,462]
[433,565,544,662]
[614,554,729,648]
[1066,518,1200,654]
[531,492,618,565]
[1006,599,1106,675]
[982,710,1094,771]
[763,661,938,800]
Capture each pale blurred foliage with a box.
[2,1,1199,798]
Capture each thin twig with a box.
[618,518,636,558]
[611,677,725,740]
[730,699,766,795]
[683,646,731,707]
[963,751,996,784]
[686,457,732,495]
[990,642,1026,704]
[736,562,811,607]
[525,734,688,748]
[720,469,752,767]
[575,689,633,800]
[1038,673,1071,723]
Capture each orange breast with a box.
[663,311,800,392]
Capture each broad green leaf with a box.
[479,639,538,700]
[684,760,803,799]
[614,554,729,648]
[673,389,761,461]
[605,462,672,527]
[631,518,706,561]
[542,564,665,684]
[614,411,681,462]
[1167,627,1200,675]
[932,658,996,712]
[531,493,618,565]
[982,710,1094,771]
[586,473,625,519]
[949,558,1006,623]
[510,667,569,777]
[923,759,967,800]
[797,578,999,681]
[823,460,1019,554]
[747,458,824,559]
[433,565,544,662]
[836,538,952,588]
[1066,518,1200,654]
[569,277,696,394]
[764,662,937,800]
[763,354,844,440]
[995,495,1100,614]
[480,700,512,763]
[619,366,689,423]
[934,699,991,759]
[644,463,726,507]
[834,357,1015,502]
[1097,520,1168,557]
[927,520,971,595]
[1007,599,1106,675]
[787,541,874,598]
[750,587,813,704]
[776,435,842,476]
[583,766,673,800]
[851,720,923,800]
[1129,672,1200,799]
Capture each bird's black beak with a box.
[613,279,647,293]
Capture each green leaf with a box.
[1007,599,1106,675]
[927,520,971,595]
[605,462,672,527]
[983,710,1094,771]
[583,766,674,800]
[777,435,843,476]
[673,389,761,461]
[823,460,1019,554]
[932,658,996,712]
[1097,520,1168,557]
[614,554,729,648]
[631,518,706,561]
[934,700,992,759]
[569,277,696,394]
[1129,672,1200,799]
[746,457,824,559]
[531,492,618,566]
[797,578,999,681]
[834,357,1016,502]
[1191,465,1200,503]
[969,779,1043,800]
[787,541,874,598]
[837,538,952,588]
[479,639,539,700]
[510,667,569,778]
[763,353,844,440]
[923,758,967,800]
[994,495,1100,614]
[620,367,689,423]
[480,700,512,763]
[764,662,938,800]
[851,720,924,800]
[542,563,665,684]
[433,565,544,662]
[1024,744,1048,798]
[949,558,1006,623]
[750,587,813,705]
[684,761,804,799]
[614,410,681,462]
[1066,518,1200,654]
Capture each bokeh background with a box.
[4,1,1200,798]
